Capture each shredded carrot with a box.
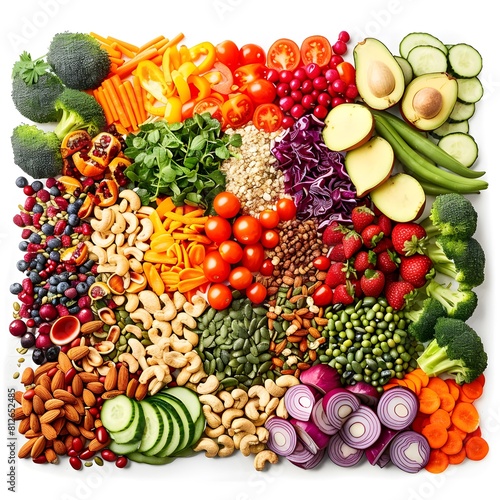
[418,387,441,414]
[421,422,448,449]
[439,392,456,413]
[425,449,449,474]
[440,430,463,456]
[450,401,480,434]
[465,435,489,461]
[429,408,451,429]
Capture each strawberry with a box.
[399,254,435,288]
[322,221,347,246]
[353,250,376,274]
[360,224,384,249]
[360,269,386,298]
[385,280,416,310]
[372,236,394,254]
[391,222,427,256]
[376,249,400,274]
[376,213,393,236]
[351,205,375,233]
[333,282,355,305]
[342,230,363,259]
[327,242,346,262]
[324,261,348,288]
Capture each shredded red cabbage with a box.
[271,114,357,228]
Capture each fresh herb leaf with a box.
[12,51,51,85]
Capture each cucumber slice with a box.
[152,399,183,458]
[399,32,448,59]
[406,45,448,77]
[108,439,141,455]
[430,120,469,139]
[144,400,173,457]
[160,386,203,423]
[100,394,136,433]
[152,394,194,453]
[394,55,413,86]
[138,400,164,454]
[127,451,175,465]
[437,132,478,168]
[108,400,145,444]
[449,101,475,122]
[447,43,483,78]
[457,77,484,104]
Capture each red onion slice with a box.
[311,398,339,436]
[286,438,316,464]
[264,416,297,457]
[327,432,364,467]
[290,418,330,454]
[284,384,319,421]
[389,430,431,473]
[289,448,326,469]
[299,363,342,394]
[322,388,360,430]
[339,405,382,450]
[365,426,400,466]
[346,381,381,407]
[376,387,419,431]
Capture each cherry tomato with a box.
[232,63,267,88]
[213,191,241,218]
[215,40,240,69]
[267,38,301,71]
[245,78,277,105]
[229,266,254,290]
[312,255,331,271]
[337,61,356,86]
[252,103,283,133]
[245,282,267,304]
[276,198,297,221]
[193,96,224,123]
[232,215,262,245]
[204,216,232,244]
[312,284,333,306]
[207,283,233,310]
[221,94,254,128]
[218,240,243,264]
[259,209,280,229]
[260,258,275,277]
[261,228,280,249]
[241,243,265,272]
[300,35,333,67]
[239,43,266,65]
[203,250,231,283]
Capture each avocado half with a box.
[400,72,458,131]
[354,38,406,110]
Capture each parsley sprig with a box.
[12,51,51,85]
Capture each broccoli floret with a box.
[416,317,487,384]
[47,32,111,90]
[11,52,64,123]
[11,124,63,179]
[53,88,106,140]
[405,295,447,343]
[420,193,478,240]
[426,235,485,290]
[425,280,478,321]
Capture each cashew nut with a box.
[154,296,177,322]
[265,397,280,416]
[176,367,191,386]
[138,290,162,314]
[109,253,130,276]
[275,374,300,388]
[256,426,269,443]
[249,443,266,455]
[173,291,187,311]
[124,323,143,339]
[254,450,279,471]
[221,408,245,429]
[123,246,144,261]
[244,398,262,421]
[171,312,197,335]
[122,211,139,233]
[182,327,199,347]
[114,232,126,248]
[130,307,153,329]
[217,390,235,409]
[139,365,168,385]
[110,209,127,234]
[148,320,172,344]
[199,394,225,414]
[231,417,256,435]
[91,231,115,248]
[89,244,107,264]
[196,374,219,395]
[125,293,140,313]
[217,434,235,458]
[204,424,225,439]
[231,388,249,409]
[169,334,193,354]
[163,351,188,369]
[136,217,154,241]
[192,437,219,458]
[248,385,271,410]
[264,379,287,398]
[202,404,222,429]
[119,189,141,212]
[275,397,288,419]
[118,352,139,373]
[182,295,208,317]
[91,207,114,232]
[184,351,203,374]
[128,338,146,359]
[239,433,259,457]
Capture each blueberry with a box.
[67,213,80,226]
[63,225,73,235]
[37,288,48,298]
[9,283,22,294]
[76,282,89,294]
[49,251,60,262]
[36,254,46,265]
[29,232,42,244]
[41,223,55,236]
[31,180,44,192]
[48,275,60,286]
[68,305,80,315]
[57,281,70,293]
[49,186,61,196]
[86,275,96,286]
[28,271,43,284]
[32,348,45,365]
[15,176,28,188]
[32,203,44,213]
[67,202,80,214]
[47,238,61,250]
[18,241,28,251]
[16,260,29,272]
[45,346,60,362]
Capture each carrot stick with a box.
[418,387,441,414]
[114,47,158,78]
[441,430,463,455]
[100,43,122,59]
[101,85,119,123]
[139,35,166,53]
[109,56,125,66]
[102,79,130,129]
[111,41,136,60]
[157,32,185,55]
[131,75,148,123]
[106,35,140,54]
[122,80,143,128]
[155,38,171,51]
[163,210,209,225]
[465,435,489,461]
[451,402,480,434]
[118,83,138,131]
[93,88,114,125]
[89,32,109,45]
[421,422,448,449]
[425,449,449,474]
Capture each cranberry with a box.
[279,96,295,112]
[38,303,58,321]
[290,90,303,103]
[76,307,94,323]
[290,104,306,119]
[279,70,293,83]
[333,40,348,55]
[23,185,34,196]
[300,79,314,94]
[35,333,53,349]
[9,319,27,337]
[293,67,307,81]
[275,82,291,97]
[305,63,321,79]
[338,30,351,43]
[313,104,329,120]
[265,68,280,83]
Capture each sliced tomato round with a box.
[300,35,333,67]
[252,103,283,133]
[221,94,254,128]
[193,96,224,123]
[267,38,301,71]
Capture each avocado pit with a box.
[412,87,443,119]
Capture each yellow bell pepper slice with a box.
[164,96,183,123]
[188,41,216,75]
[135,60,171,104]
[171,70,191,103]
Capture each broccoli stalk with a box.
[425,235,485,290]
[425,280,478,321]
[53,88,106,140]
[417,317,487,384]
[404,294,446,343]
[11,124,63,179]
[419,192,478,240]
[47,32,111,90]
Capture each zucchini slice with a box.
[457,77,484,104]
[447,43,483,78]
[438,132,479,168]
[406,45,448,77]
[399,32,448,59]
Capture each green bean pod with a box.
[373,115,488,193]
[370,108,485,179]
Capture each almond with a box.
[34,385,52,402]
[86,381,105,395]
[34,361,58,381]
[64,421,81,437]
[117,365,129,391]
[15,391,23,404]
[63,404,81,423]
[67,345,90,361]
[83,409,94,431]
[102,390,125,400]
[13,406,25,421]
[52,417,66,434]
[44,398,65,410]
[126,378,139,399]
[50,370,66,392]
[134,382,148,401]
[24,429,42,438]
[18,437,37,459]
[30,435,47,458]
[71,374,84,397]
[32,395,46,415]
[57,351,72,373]
[41,423,58,441]
[79,372,99,383]
[21,367,35,385]
[37,373,53,392]
[80,320,104,334]
[39,409,63,424]
[88,437,109,452]
[30,413,41,433]
[52,389,77,405]
[53,439,67,455]
[104,365,118,391]
[79,426,95,440]
[18,417,31,435]
[21,396,33,417]
[44,447,58,464]
[82,388,96,407]
[74,398,86,416]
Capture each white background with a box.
[0,1,498,499]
